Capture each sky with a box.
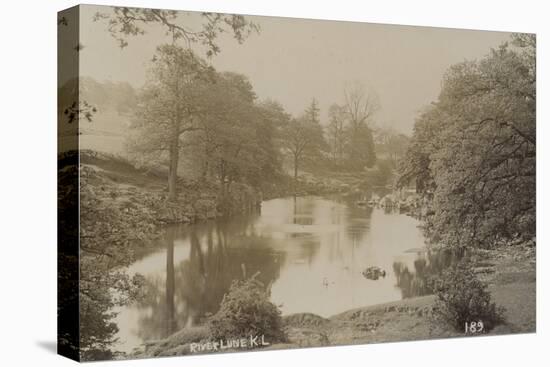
[79,5,512,134]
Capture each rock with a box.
[362,266,387,280]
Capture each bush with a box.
[431,262,505,332]
[207,276,286,343]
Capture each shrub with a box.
[207,276,286,343]
[431,262,505,332]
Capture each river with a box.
[112,195,438,353]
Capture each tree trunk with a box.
[168,136,179,201]
[165,228,176,336]
[293,155,299,194]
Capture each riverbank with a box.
[279,240,535,348]
[79,150,372,249]
[81,150,262,226]
[130,240,535,358]
[79,151,363,226]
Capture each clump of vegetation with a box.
[431,262,505,332]
[207,276,286,343]
[364,158,394,188]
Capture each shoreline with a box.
[130,241,535,358]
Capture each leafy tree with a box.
[280,115,325,191]
[128,44,214,201]
[60,7,257,125]
[346,122,377,169]
[185,73,284,189]
[250,100,289,185]
[399,34,535,249]
[200,72,259,184]
[397,104,445,194]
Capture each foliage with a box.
[185,73,284,187]
[207,277,286,343]
[78,164,158,359]
[130,46,286,198]
[58,157,81,360]
[398,34,535,249]
[280,114,326,185]
[346,121,377,169]
[63,100,97,124]
[94,7,259,56]
[128,44,214,200]
[397,105,443,194]
[431,262,505,332]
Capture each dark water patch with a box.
[392,249,465,298]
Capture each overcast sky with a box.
[79,5,511,134]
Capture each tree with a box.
[128,44,214,201]
[345,123,377,169]
[343,82,379,169]
[63,7,258,126]
[280,116,325,191]
[182,75,286,193]
[327,104,347,165]
[304,98,321,125]
[399,34,535,249]
[251,100,290,185]
[397,104,444,194]
[194,72,258,185]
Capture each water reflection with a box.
[392,249,464,298]
[132,221,284,345]
[113,195,429,353]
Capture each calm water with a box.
[112,195,434,353]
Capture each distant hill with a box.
[79,77,137,115]
[58,76,137,118]
[58,77,138,154]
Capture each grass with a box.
[80,150,165,189]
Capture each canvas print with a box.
[58,4,536,362]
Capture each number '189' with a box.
[465,321,484,334]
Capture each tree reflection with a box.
[393,249,463,298]
[135,218,284,341]
[342,193,373,243]
[165,227,177,336]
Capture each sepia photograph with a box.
[57,4,536,362]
